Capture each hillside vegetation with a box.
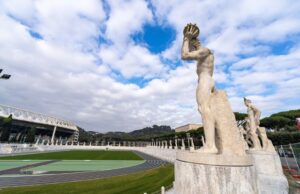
[79,125,174,142]
[261,109,300,131]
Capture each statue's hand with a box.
[183,23,199,39]
[184,31,194,39]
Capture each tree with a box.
[260,116,291,130]
[0,114,12,142]
[26,127,36,143]
[271,109,300,121]
[234,112,248,126]
[267,132,300,145]
[285,125,298,132]
[78,128,93,142]
[234,112,247,121]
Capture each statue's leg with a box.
[196,77,217,153]
[250,131,261,150]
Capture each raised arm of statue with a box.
[181,37,210,60]
[181,23,211,60]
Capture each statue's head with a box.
[244,97,251,106]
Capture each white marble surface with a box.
[210,90,246,155]
[175,159,257,194]
[176,150,252,166]
[249,151,284,175]
[249,151,288,194]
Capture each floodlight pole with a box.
[0,69,11,80]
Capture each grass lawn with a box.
[0,150,143,160]
[0,164,174,194]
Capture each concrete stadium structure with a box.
[0,104,78,144]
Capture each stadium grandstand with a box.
[0,104,79,144]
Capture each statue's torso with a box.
[196,53,214,77]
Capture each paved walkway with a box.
[0,151,167,188]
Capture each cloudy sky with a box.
[0,0,299,132]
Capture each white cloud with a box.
[0,0,299,132]
[99,44,166,78]
[105,0,153,48]
[227,48,300,116]
[1,0,106,51]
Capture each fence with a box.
[276,142,300,173]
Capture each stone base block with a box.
[175,159,257,194]
[257,174,288,194]
[249,151,288,194]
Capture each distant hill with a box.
[128,125,173,138]
[78,125,174,142]
[103,125,174,140]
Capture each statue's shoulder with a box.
[208,49,215,56]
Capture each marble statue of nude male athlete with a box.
[181,24,217,153]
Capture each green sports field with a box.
[0,160,44,171]
[0,150,143,160]
[0,150,174,193]
[26,160,144,172]
[0,150,144,173]
[0,164,174,194]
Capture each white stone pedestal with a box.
[175,151,257,194]
[248,150,288,194]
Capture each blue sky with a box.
[0,0,299,132]
[132,24,176,54]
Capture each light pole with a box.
[0,69,11,80]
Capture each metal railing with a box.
[276,142,300,173]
